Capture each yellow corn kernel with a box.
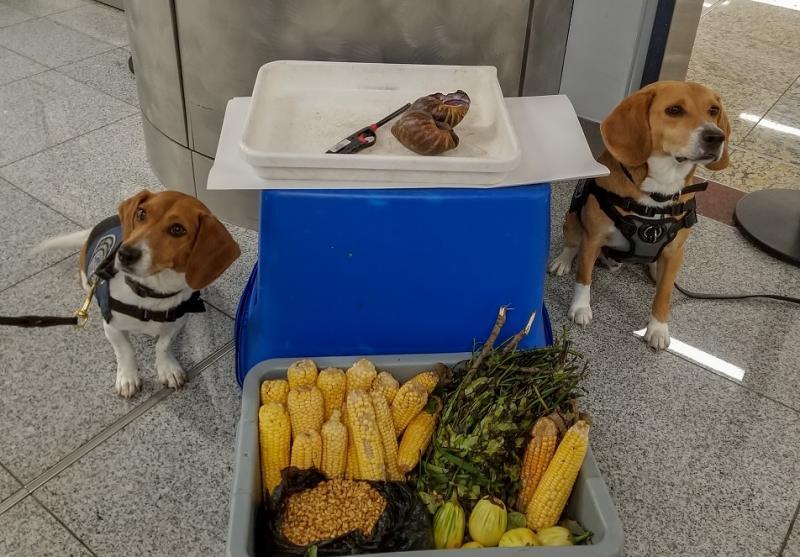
[516,417,558,512]
[342,403,360,480]
[371,371,400,404]
[287,359,318,389]
[390,382,428,435]
[397,405,437,473]
[346,390,386,481]
[346,358,377,392]
[286,385,324,438]
[408,370,439,394]
[320,410,348,479]
[290,430,322,470]
[526,420,590,530]
[260,379,289,405]
[317,367,346,420]
[369,390,403,480]
[258,402,291,494]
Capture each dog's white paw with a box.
[158,361,187,389]
[114,369,142,398]
[568,304,593,326]
[548,248,576,276]
[644,318,670,350]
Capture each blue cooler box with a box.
[235,184,554,385]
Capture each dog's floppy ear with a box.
[705,100,731,171]
[600,88,656,167]
[185,213,240,290]
[118,190,153,238]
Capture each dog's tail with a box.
[32,229,92,254]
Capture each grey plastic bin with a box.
[227,354,624,557]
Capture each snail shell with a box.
[391,110,459,155]
[429,90,471,128]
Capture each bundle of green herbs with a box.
[415,307,589,514]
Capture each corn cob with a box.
[346,390,386,481]
[346,359,378,392]
[408,370,439,394]
[342,403,360,480]
[371,371,400,404]
[320,410,348,479]
[258,402,291,494]
[516,417,558,512]
[291,430,322,470]
[526,420,590,529]
[286,385,324,438]
[287,359,318,389]
[391,381,428,435]
[397,400,438,473]
[260,378,289,405]
[369,390,403,480]
[317,367,346,420]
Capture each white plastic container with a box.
[240,61,522,185]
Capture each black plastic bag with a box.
[255,467,432,556]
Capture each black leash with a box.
[674,281,800,304]
[0,315,78,328]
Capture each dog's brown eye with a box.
[169,224,186,237]
[135,208,145,221]
[665,105,683,117]
[709,106,720,116]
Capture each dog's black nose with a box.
[701,129,725,146]
[118,245,142,266]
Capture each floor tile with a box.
[0,44,45,85]
[696,147,800,192]
[203,224,257,318]
[695,179,745,225]
[0,70,136,166]
[0,496,91,556]
[0,463,21,501]
[57,47,137,106]
[1,115,159,226]
[700,0,724,16]
[0,2,32,27]
[0,0,89,17]
[741,84,800,166]
[0,256,234,482]
[786,516,800,557]
[697,0,800,52]
[37,353,239,557]
[0,17,112,68]
[0,179,79,291]
[49,3,127,47]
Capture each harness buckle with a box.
[74,280,99,328]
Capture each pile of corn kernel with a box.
[280,479,387,546]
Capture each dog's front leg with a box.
[568,235,602,326]
[155,320,187,389]
[645,234,687,350]
[104,323,142,398]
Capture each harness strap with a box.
[108,291,206,323]
[586,180,702,217]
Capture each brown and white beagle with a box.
[549,81,731,349]
[39,190,240,397]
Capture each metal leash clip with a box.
[74,280,99,328]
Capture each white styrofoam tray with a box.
[240,61,521,185]
[209,95,608,190]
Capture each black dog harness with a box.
[569,167,708,264]
[84,216,205,323]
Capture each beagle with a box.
[549,81,730,350]
[39,190,240,397]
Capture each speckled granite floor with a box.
[0,1,799,556]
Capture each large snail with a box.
[392,90,471,155]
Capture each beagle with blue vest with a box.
[39,190,240,397]
[549,81,731,350]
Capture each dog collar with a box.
[108,291,206,323]
[124,276,184,299]
[619,162,709,203]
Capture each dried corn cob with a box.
[346,359,377,392]
[391,381,428,435]
[317,367,346,420]
[290,430,322,470]
[526,420,590,529]
[287,359,318,389]
[397,399,438,473]
[408,370,439,394]
[260,379,289,405]
[343,403,360,480]
[258,401,291,494]
[371,371,400,404]
[287,385,324,438]
[369,390,402,480]
[516,417,558,512]
[321,410,348,479]
[346,390,386,481]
